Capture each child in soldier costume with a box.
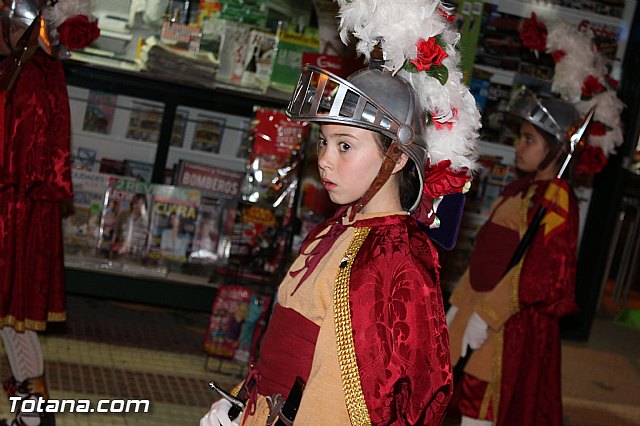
[201,0,481,424]
[446,92,585,426]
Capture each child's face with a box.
[317,124,385,208]
[515,122,550,173]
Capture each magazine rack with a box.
[63,60,292,312]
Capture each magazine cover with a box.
[82,90,117,134]
[239,29,276,92]
[147,185,201,263]
[174,160,245,262]
[99,158,126,176]
[171,108,189,147]
[72,146,99,171]
[123,160,154,182]
[97,179,154,260]
[233,292,272,364]
[63,170,119,253]
[190,113,226,153]
[204,285,271,361]
[126,100,164,144]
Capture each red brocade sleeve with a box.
[349,218,453,425]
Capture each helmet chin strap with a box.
[349,142,403,221]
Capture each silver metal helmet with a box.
[286,65,427,212]
[507,88,580,144]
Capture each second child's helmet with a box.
[287,65,427,213]
[508,90,580,144]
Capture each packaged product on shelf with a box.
[98,179,155,260]
[239,29,276,92]
[147,185,201,263]
[174,160,245,262]
[242,108,308,208]
[82,90,118,134]
[63,170,120,254]
[203,284,271,361]
[226,202,288,275]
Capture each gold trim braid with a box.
[334,227,372,426]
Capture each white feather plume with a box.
[43,0,94,29]
[543,18,624,157]
[337,0,481,171]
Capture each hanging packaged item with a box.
[203,284,271,361]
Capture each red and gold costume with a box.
[448,174,579,425]
[241,208,452,425]
[0,50,72,331]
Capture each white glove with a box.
[446,305,459,326]
[200,399,241,426]
[461,312,488,357]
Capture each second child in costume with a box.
[446,93,584,426]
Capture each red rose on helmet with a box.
[411,38,448,72]
[57,15,100,51]
[589,121,607,136]
[423,160,470,198]
[551,50,566,63]
[576,145,607,175]
[520,13,547,52]
[581,75,605,98]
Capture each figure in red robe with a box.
[447,93,583,426]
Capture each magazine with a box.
[203,285,271,361]
[147,185,201,263]
[126,100,164,144]
[82,90,117,134]
[174,160,245,262]
[123,160,154,182]
[72,146,99,171]
[190,113,226,153]
[63,170,119,253]
[97,179,155,259]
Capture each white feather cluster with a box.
[43,0,93,29]
[545,20,624,157]
[337,0,481,171]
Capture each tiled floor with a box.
[0,293,639,426]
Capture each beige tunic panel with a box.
[448,194,524,382]
[240,211,404,425]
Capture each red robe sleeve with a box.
[350,219,452,425]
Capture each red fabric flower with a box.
[551,50,566,63]
[576,145,607,175]
[520,12,547,52]
[589,121,607,136]
[437,8,456,22]
[57,15,100,51]
[605,74,619,90]
[410,38,448,72]
[581,75,605,98]
[422,160,470,198]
